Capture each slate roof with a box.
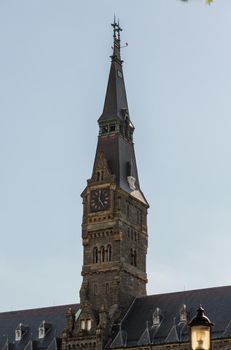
[98,58,129,124]
[2,286,231,350]
[110,285,231,348]
[94,134,143,195]
[98,21,128,124]
[0,304,79,350]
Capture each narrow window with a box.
[80,320,86,330]
[130,248,133,265]
[134,250,137,267]
[87,319,92,331]
[97,171,100,181]
[100,246,105,263]
[127,227,130,238]
[101,171,104,181]
[127,203,130,217]
[107,244,112,261]
[130,249,137,266]
[93,247,98,263]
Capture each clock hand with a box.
[96,190,103,206]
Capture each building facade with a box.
[1,20,231,350]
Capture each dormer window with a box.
[153,307,161,326]
[38,321,51,339]
[87,319,92,331]
[15,329,22,342]
[80,320,86,330]
[80,319,92,331]
[15,323,28,342]
[179,304,187,322]
[38,326,45,339]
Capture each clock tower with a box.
[62,20,149,350]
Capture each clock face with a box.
[90,189,110,212]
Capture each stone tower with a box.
[62,20,149,350]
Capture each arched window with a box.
[100,246,105,263]
[93,247,98,264]
[107,244,112,262]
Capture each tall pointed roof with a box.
[91,20,148,205]
[98,19,129,123]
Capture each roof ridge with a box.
[136,285,231,300]
[0,303,79,315]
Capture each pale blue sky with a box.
[1,0,231,312]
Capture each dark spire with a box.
[91,20,148,205]
[98,18,130,126]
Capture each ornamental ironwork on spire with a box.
[98,18,133,142]
[111,17,123,64]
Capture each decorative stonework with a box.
[62,20,148,350]
[92,152,111,183]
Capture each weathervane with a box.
[111,17,128,63]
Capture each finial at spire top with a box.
[111,17,123,64]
